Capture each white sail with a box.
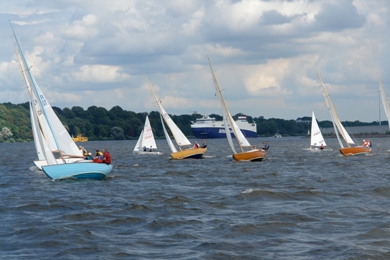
[161,114,177,153]
[33,83,82,156]
[15,48,46,161]
[222,104,236,153]
[15,45,59,153]
[134,130,143,152]
[145,75,192,151]
[315,69,354,147]
[378,77,390,131]
[230,114,251,147]
[338,122,354,145]
[158,102,191,147]
[32,103,58,165]
[208,58,251,153]
[29,100,45,160]
[310,111,326,147]
[134,116,158,152]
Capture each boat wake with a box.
[29,165,41,172]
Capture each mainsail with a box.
[208,58,252,153]
[315,69,354,148]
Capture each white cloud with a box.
[73,64,130,82]
[1,0,389,121]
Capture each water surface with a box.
[1,137,390,259]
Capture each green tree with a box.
[109,126,125,140]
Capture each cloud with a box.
[1,0,389,122]
[74,65,130,82]
[313,0,366,31]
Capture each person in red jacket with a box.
[102,148,112,164]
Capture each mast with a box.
[315,69,346,148]
[379,90,381,126]
[378,76,390,131]
[208,58,243,153]
[10,21,61,151]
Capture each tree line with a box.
[0,102,384,142]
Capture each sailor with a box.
[320,144,324,150]
[102,148,112,164]
[194,142,199,148]
[149,146,153,152]
[79,146,88,156]
[85,152,93,160]
[263,142,270,151]
[201,140,207,148]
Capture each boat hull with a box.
[339,146,371,156]
[191,127,257,139]
[233,149,266,162]
[34,158,90,170]
[309,147,332,152]
[170,148,207,160]
[42,162,113,180]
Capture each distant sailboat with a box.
[315,69,371,156]
[208,58,266,161]
[378,76,390,131]
[133,115,162,155]
[310,111,328,150]
[145,75,207,159]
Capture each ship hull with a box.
[191,127,257,139]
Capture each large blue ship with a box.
[191,114,257,139]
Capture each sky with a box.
[0,0,389,122]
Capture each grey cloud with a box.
[314,0,366,31]
[260,10,298,26]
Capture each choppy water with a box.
[1,137,390,259]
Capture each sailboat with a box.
[315,69,371,156]
[133,115,162,155]
[208,58,266,161]
[310,111,329,150]
[11,21,113,179]
[15,45,89,171]
[144,75,207,159]
[378,77,390,131]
